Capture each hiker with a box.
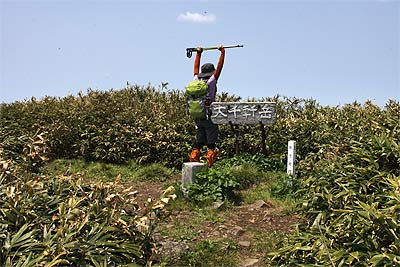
[189,45,225,167]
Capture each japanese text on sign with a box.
[210,102,276,125]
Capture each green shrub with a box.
[268,101,400,266]
[1,86,361,170]
[186,154,280,204]
[230,162,261,189]
[0,160,176,266]
[187,167,240,204]
[2,84,400,266]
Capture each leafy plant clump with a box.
[1,83,400,266]
[2,85,377,170]
[0,160,176,266]
[268,101,400,266]
[186,167,240,204]
[0,86,194,168]
[185,153,293,205]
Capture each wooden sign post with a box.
[210,102,276,155]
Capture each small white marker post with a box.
[287,140,296,175]
[181,162,207,198]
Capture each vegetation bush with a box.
[186,153,296,205]
[1,84,399,266]
[268,100,400,266]
[0,167,176,265]
[0,86,194,168]
[186,166,240,204]
[0,85,348,170]
[0,131,176,266]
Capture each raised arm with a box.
[214,46,225,80]
[194,47,203,76]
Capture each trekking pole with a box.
[186,44,244,58]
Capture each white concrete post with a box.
[181,162,207,186]
[181,162,207,198]
[287,140,296,175]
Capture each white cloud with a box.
[177,12,216,23]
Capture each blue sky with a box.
[1,0,399,107]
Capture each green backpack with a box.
[185,80,209,120]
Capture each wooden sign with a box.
[210,102,276,125]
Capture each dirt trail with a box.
[128,177,301,266]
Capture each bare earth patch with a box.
[126,177,301,267]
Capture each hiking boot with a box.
[189,148,201,162]
[205,149,217,167]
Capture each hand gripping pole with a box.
[186,44,244,58]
